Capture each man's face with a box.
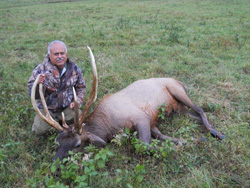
[49,42,68,69]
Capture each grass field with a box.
[0,0,250,187]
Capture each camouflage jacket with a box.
[27,57,86,111]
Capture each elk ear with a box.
[86,132,107,147]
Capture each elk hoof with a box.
[210,129,225,140]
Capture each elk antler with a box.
[73,87,81,134]
[79,46,98,126]
[61,112,69,129]
[31,74,64,132]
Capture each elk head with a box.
[31,47,106,162]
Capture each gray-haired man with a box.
[28,40,86,136]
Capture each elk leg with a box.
[186,111,203,123]
[179,100,225,140]
[151,127,185,145]
[135,121,151,144]
[170,90,212,131]
[184,105,225,139]
[170,86,225,140]
[179,106,202,123]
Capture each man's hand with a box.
[38,74,46,84]
[70,102,75,109]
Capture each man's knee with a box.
[32,123,53,136]
[32,114,53,136]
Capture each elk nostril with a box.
[75,140,81,148]
[75,143,81,148]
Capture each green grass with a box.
[0,0,250,187]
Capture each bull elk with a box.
[31,47,225,162]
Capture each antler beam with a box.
[79,46,98,125]
[31,74,64,132]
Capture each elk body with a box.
[31,47,225,162]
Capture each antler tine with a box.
[31,74,64,132]
[61,112,69,129]
[79,46,98,125]
[73,87,81,134]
